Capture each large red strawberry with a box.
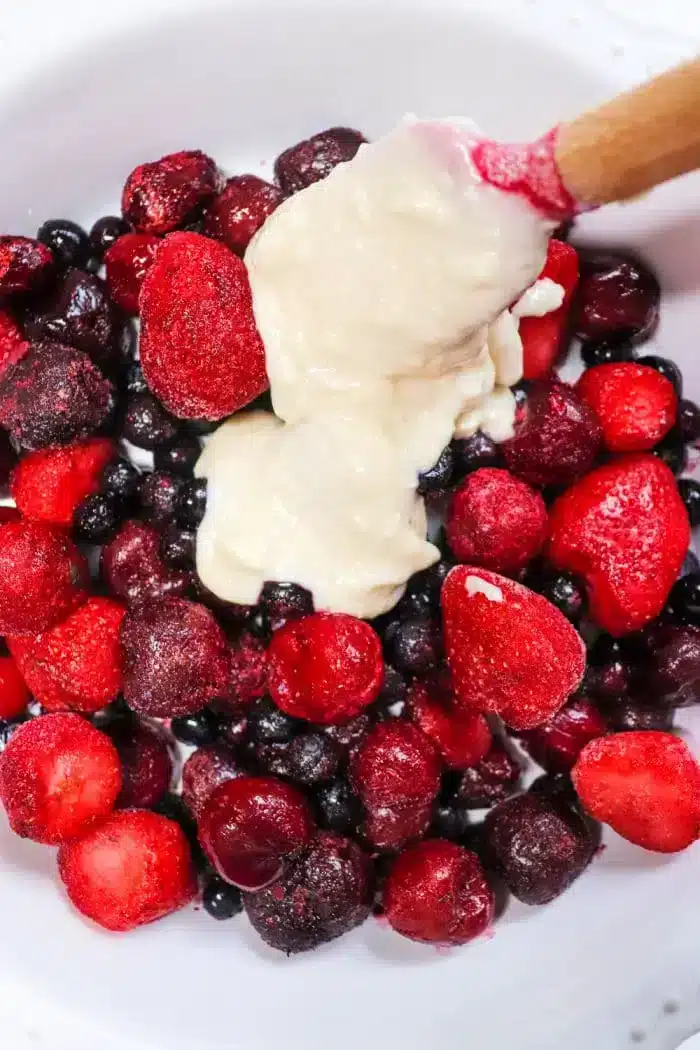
[519,239,579,380]
[547,454,689,635]
[576,362,677,452]
[573,732,700,853]
[139,232,268,420]
[11,438,116,526]
[441,566,585,730]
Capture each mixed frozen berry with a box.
[0,127,697,955]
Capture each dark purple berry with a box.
[602,698,673,732]
[89,216,132,259]
[153,433,201,477]
[101,456,141,503]
[160,524,195,568]
[455,745,521,808]
[73,493,120,544]
[397,559,453,620]
[417,445,454,494]
[678,479,700,527]
[580,338,635,368]
[647,623,700,706]
[484,792,595,904]
[257,580,314,632]
[678,399,700,445]
[430,798,472,841]
[384,616,442,677]
[575,253,660,346]
[176,478,207,529]
[275,128,367,195]
[138,471,182,528]
[452,432,501,476]
[37,219,96,272]
[526,569,585,623]
[123,360,149,397]
[680,550,700,578]
[285,732,340,785]
[373,664,408,720]
[637,355,682,396]
[171,709,221,747]
[315,778,363,836]
[0,431,17,495]
[666,573,700,625]
[202,874,243,920]
[123,392,180,450]
[246,697,298,745]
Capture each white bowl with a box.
[1,2,700,1049]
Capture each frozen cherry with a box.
[0,236,54,297]
[106,717,173,808]
[181,744,240,820]
[101,520,192,605]
[454,745,521,808]
[104,232,160,315]
[575,253,660,345]
[517,697,608,773]
[647,623,700,705]
[350,721,440,812]
[243,831,373,953]
[199,775,315,890]
[274,128,367,194]
[484,792,595,904]
[203,174,285,255]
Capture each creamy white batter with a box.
[196,119,558,618]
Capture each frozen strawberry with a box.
[519,240,579,380]
[11,438,116,526]
[274,128,367,194]
[0,341,115,450]
[267,612,383,725]
[139,232,267,419]
[121,596,230,717]
[0,713,121,843]
[0,656,30,719]
[0,236,54,298]
[446,467,547,573]
[572,731,700,852]
[0,308,28,379]
[121,149,221,235]
[203,175,285,255]
[406,671,492,770]
[576,363,677,452]
[58,809,197,931]
[442,566,585,730]
[502,380,602,489]
[8,596,125,712]
[517,696,608,773]
[384,840,494,945]
[547,455,690,635]
[0,520,88,635]
[104,232,160,314]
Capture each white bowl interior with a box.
[0,4,699,1049]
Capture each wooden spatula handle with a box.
[556,57,700,207]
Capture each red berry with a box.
[203,175,285,255]
[0,236,54,297]
[407,672,492,770]
[455,744,521,808]
[0,308,28,379]
[139,232,267,420]
[517,696,608,774]
[442,566,585,730]
[574,253,659,345]
[199,775,315,890]
[362,803,434,853]
[7,596,125,713]
[101,520,192,605]
[502,380,602,488]
[121,597,231,717]
[243,831,373,953]
[121,149,221,235]
[576,363,677,452]
[519,240,579,380]
[107,719,173,809]
[0,713,121,844]
[0,656,30,719]
[0,341,115,451]
[446,467,547,573]
[181,745,240,820]
[104,233,160,315]
[58,809,197,931]
[483,792,595,904]
[274,128,367,194]
[547,455,690,635]
[267,612,383,725]
[219,628,267,715]
[0,520,88,635]
[384,840,495,945]
[572,731,700,852]
[350,721,440,811]
[11,438,116,526]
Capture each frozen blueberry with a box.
[678,399,700,445]
[637,355,683,396]
[171,709,221,747]
[202,874,243,920]
[285,732,340,785]
[89,216,132,259]
[678,479,700,527]
[315,778,363,836]
[37,219,96,272]
[452,432,502,476]
[139,471,183,528]
[384,616,442,677]
[258,581,314,633]
[73,493,120,544]
[653,429,688,476]
[101,457,141,503]
[123,392,180,450]
[417,445,454,494]
[246,697,299,745]
[160,524,196,568]
[154,434,201,477]
[177,478,207,529]
[580,338,635,368]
